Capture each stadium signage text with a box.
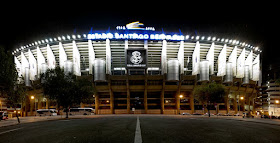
[87,33,184,41]
[116,21,155,31]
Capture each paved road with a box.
[0,115,280,143]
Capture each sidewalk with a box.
[0,115,96,127]
[216,116,280,126]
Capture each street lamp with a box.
[179,95,183,98]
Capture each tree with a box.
[194,82,226,117]
[42,67,93,118]
[0,46,25,123]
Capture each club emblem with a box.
[130,51,143,64]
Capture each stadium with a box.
[12,21,262,115]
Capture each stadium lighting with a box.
[185,35,189,39]
[201,36,205,40]
[212,37,216,41]
[196,36,199,40]
[221,38,224,42]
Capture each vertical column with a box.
[88,40,95,75]
[110,90,114,114]
[177,40,184,74]
[161,81,165,114]
[73,41,81,76]
[46,99,49,109]
[109,80,114,114]
[176,81,181,114]
[190,92,194,114]
[144,78,148,114]
[38,97,42,109]
[225,91,230,114]
[106,39,111,75]
[95,94,99,115]
[234,92,238,114]
[161,40,167,75]
[126,78,130,114]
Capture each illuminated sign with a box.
[116,21,155,31]
[126,49,147,68]
[87,33,184,41]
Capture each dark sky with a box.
[1,3,278,65]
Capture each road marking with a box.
[134,116,142,143]
[0,128,22,135]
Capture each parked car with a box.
[182,112,191,115]
[261,115,269,119]
[0,111,8,120]
[243,112,254,118]
[192,113,202,115]
[216,113,224,116]
[224,113,234,116]
[36,109,58,116]
[204,113,215,116]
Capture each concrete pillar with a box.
[126,79,130,114]
[95,94,99,114]
[161,78,165,114]
[38,97,42,109]
[190,93,194,114]
[46,99,49,109]
[216,103,220,114]
[234,93,238,114]
[225,95,229,114]
[176,81,181,114]
[144,79,148,114]
[110,90,114,114]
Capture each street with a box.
[0,115,280,143]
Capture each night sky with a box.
[1,3,278,66]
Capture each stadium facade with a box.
[12,22,262,115]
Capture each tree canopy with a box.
[42,67,93,118]
[194,82,226,117]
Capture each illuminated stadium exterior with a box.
[13,22,262,115]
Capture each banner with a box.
[37,46,45,77]
[236,48,245,78]
[47,44,56,69]
[14,56,22,78]
[28,49,37,80]
[21,52,29,80]
[59,42,67,69]
[88,40,95,74]
[206,42,214,75]
[217,44,226,76]
[192,41,200,75]
[245,50,253,79]
[228,46,237,76]
[73,41,81,76]
[252,54,260,81]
